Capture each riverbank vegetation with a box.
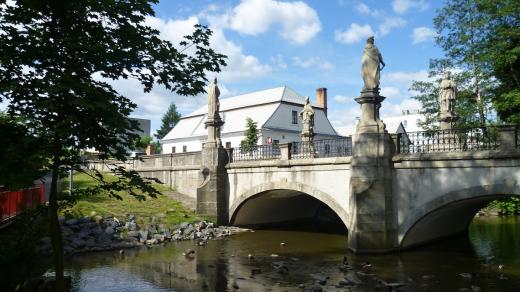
[61,172,202,226]
[485,197,520,215]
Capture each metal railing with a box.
[232,144,281,161]
[291,137,352,159]
[399,127,500,154]
[0,184,45,222]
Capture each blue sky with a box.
[2,0,446,135]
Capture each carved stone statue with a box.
[207,78,220,121]
[361,36,385,91]
[300,96,315,135]
[204,78,223,148]
[438,71,457,115]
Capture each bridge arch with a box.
[229,182,349,230]
[399,182,520,248]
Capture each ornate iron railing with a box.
[291,137,352,159]
[232,144,281,161]
[399,127,500,154]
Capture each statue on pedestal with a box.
[300,96,315,156]
[300,96,315,136]
[438,71,458,130]
[361,36,385,92]
[204,78,224,148]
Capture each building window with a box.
[171,147,176,153]
[325,144,331,154]
[183,145,187,152]
[292,110,298,124]
[416,119,421,125]
[225,142,231,148]
[273,139,280,145]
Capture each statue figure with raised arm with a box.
[361,36,385,92]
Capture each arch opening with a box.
[230,189,348,233]
[401,194,520,249]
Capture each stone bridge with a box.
[90,125,520,253]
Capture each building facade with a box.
[161,87,340,154]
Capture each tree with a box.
[411,0,496,129]
[240,117,259,152]
[133,135,153,150]
[476,0,520,123]
[0,112,47,189]
[0,1,226,290]
[155,102,181,139]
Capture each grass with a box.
[61,171,203,226]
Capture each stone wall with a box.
[87,151,202,200]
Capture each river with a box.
[49,216,520,291]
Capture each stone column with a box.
[196,79,229,225]
[348,88,397,252]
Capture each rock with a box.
[119,249,125,255]
[125,221,137,231]
[70,238,86,249]
[153,234,165,242]
[138,230,150,241]
[146,239,157,245]
[65,218,78,226]
[459,272,473,279]
[89,211,97,217]
[248,254,254,259]
[183,249,195,257]
[270,254,279,257]
[93,215,103,223]
[40,236,52,245]
[311,286,322,292]
[104,227,115,235]
[195,231,202,239]
[179,222,189,229]
[90,226,104,236]
[280,242,286,246]
[78,216,91,224]
[163,229,171,239]
[272,261,288,274]
[127,231,139,238]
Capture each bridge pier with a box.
[348,89,398,252]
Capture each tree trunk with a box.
[49,166,66,291]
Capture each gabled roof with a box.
[184,86,306,118]
[162,86,308,141]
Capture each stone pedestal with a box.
[439,112,458,131]
[348,89,397,252]
[196,146,229,225]
[300,133,316,157]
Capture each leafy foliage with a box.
[0,1,226,289]
[133,135,153,150]
[0,112,47,189]
[476,0,520,123]
[240,117,259,152]
[411,0,497,129]
[487,197,520,215]
[155,102,181,139]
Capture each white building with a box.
[161,86,340,154]
[381,110,426,133]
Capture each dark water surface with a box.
[59,216,520,291]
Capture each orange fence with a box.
[0,184,45,222]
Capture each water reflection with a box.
[65,217,520,291]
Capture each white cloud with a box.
[270,54,288,69]
[356,3,370,14]
[335,23,374,44]
[411,26,436,44]
[385,70,430,86]
[380,86,401,99]
[378,17,406,36]
[328,106,361,128]
[147,16,271,83]
[392,0,428,14]
[292,57,335,71]
[333,95,353,103]
[224,0,321,44]
[381,98,422,117]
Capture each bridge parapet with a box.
[395,125,518,154]
[228,137,352,163]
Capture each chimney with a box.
[316,87,327,116]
